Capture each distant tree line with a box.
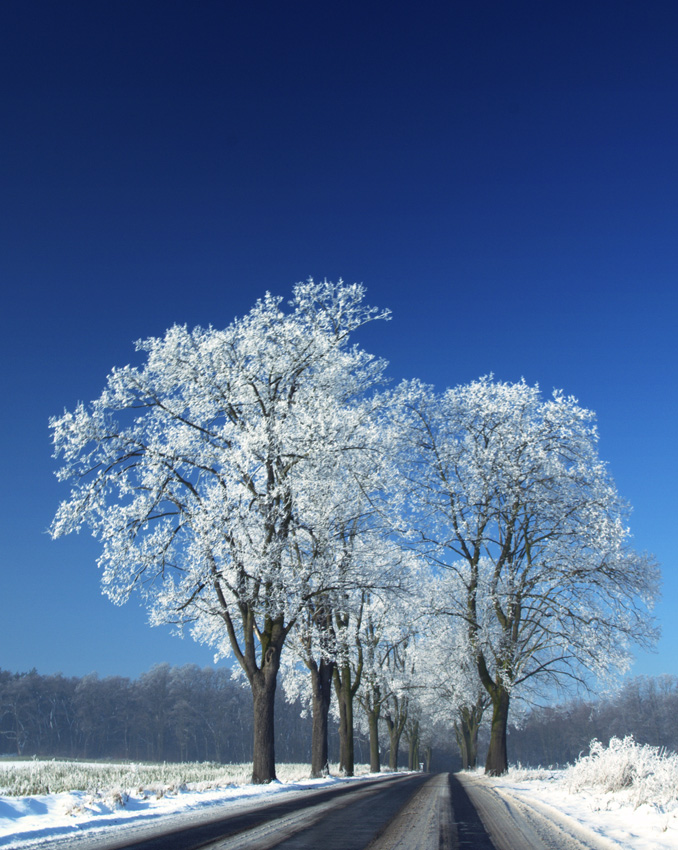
[507,675,678,766]
[0,662,458,770]
[3,663,674,771]
[0,663,314,763]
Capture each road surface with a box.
[16,772,620,850]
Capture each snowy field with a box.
[2,738,678,849]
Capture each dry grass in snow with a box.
[0,760,364,798]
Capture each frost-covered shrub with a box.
[567,736,678,808]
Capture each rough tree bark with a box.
[222,608,287,784]
[471,560,511,777]
[484,685,510,776]
[309,657,334,778]
[251,664,278,784]
[367,704,381,773]
[333,662,357,775]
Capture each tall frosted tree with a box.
[391,376,660,775]
[282,509,411,778]
[50,279,388,783]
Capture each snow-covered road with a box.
[5,771,676,849]
[8,774,433,850]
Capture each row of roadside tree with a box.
[50,279,659,781]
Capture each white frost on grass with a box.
[0,760,375,848]
[483,737,678,850]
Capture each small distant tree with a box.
[392,377,660,775]
[332,597,363,776]
[383,638,415,770]
[326,531,417,776]
[355,597,388,773]
[50,279,389,783]
[283,597,337,778]
[327,534,397,777]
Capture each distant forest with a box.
[2,665,676,768]
[0,664,317,764]
[507,675,678,766]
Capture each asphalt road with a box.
[23,772,618,850]
[75,772,495,850]
[96,773,439,850]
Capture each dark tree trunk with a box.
[251,666,278,783]
[333,664,355,776]
[408,737,419,770]
[310,658,334,778]
[485,686,510,776]
[455,700,484,770]
[455,721,473,770]
[221,605,287,784]
[407,720,419,770]
[385,714,405,770]
[387,723,399,770]
[367,706,381,773]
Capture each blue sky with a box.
[1,1,676,683]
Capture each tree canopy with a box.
[50,279,390,782]
[390,376,659,773]
[51,284,660,778]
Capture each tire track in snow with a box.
[458,772,624,850]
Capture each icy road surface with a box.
[4,771,643,850]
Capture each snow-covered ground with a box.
[0,761,376,848]
[2,739,678,849]
[482,737,678,850]
[482,769,677,850]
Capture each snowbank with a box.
[486,737,678,850]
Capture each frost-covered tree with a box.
[281,600,337,777]
[391,376,660,775]
[332,594,363,776]
[50,279,389,783]
[354,579,423,773]
[320,524,418,776]
[382,637,415,770]
[282,486,403,778]
[355,596,394,773]
[417,598,489,769]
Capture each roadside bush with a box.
[567,736,678,808]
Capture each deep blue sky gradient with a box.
[1,1,676,682]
